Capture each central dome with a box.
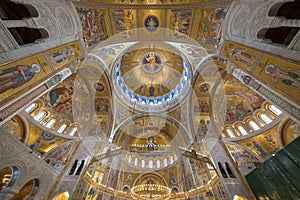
[113,42,191,112]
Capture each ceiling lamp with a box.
[131,184,171,200]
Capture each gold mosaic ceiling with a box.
[74,0,231,50]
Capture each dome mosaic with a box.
[112,42,192,112]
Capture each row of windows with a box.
[259,1,300,47]
[127,155,176,169]
[225,105,282,138]
[25,103,78,137]
[0,0,49,45]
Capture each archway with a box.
[52,191,70,200]
[0,166,20,191]
[10,178,39,200]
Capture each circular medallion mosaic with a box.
[144,15,159,32]
[141,52,163,74]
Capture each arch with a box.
[0,166,20,190]
[226,128,236,138]
[258,113,272,124]
[57,123,67,134]
[33,110,47,122]
[0,0,38,20]
[10,178,39,200]
[75,160,85,175]
[141,160,145,168]
[68,127,77,136]
[122,185,130,192]
[164,158,168,167]
[134,158,138,166]
[269,1,300,19]
[237,126,248,136]
[25,103,38,113]
[248,120,260,131]
[77,58,114,139]
[278,118,300,146]
[111,114,192,148]
[156,160,161,168]
[127,155,132,164]
[170,156,174,164]
[268,104,282,116]
[45,118,57,129]
[45,159,51,164]
[132,172,169,187]
[26,101,42,115]
[52,191,69,200]
[23,4,39,18]
[8,28,49,45]
[218,162,228,178]
[171,186,179,193]
[69,160,78,175]
[225,162,236,178]
[264,27,299,46]
[148,160,153,168]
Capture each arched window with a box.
[52,191,70,200]
[128,155,132,164]
[156,160,160,168]
[170,156,174,164]
[249,120,260,131]
[164,158,168,167]
[264,27,299,46]
[33,111,46,122]
[171,187,179,193]
[269,105,282,116]
[237,126,248,136]
[0,0,38,20]
[69,160,78,175]
[25,103,37,113]
[275,1,300,19]
[149,160,153,168]
[259,113,273,124]
[226,129,235,138]
[69,127,77,136]
[141,160,145,168]
[0,166,20,190]
[134,158,138,166]
[218,162,228,178]
[225,162,236,178]
[10,178,39,200]
[45,118,57,129]
[57,124,67,133]
[8,28,49,45]
[75,160,85,175]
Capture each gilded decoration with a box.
[236,125,280,159]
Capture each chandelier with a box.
[131,184,171,200]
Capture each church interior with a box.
[0,0,300,199]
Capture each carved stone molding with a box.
[258,86,300,121]
[56,7,75,37]
[231,6,249,38]
[28,0,59,40]
[248,2,274,40]
[0,85,47,122]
